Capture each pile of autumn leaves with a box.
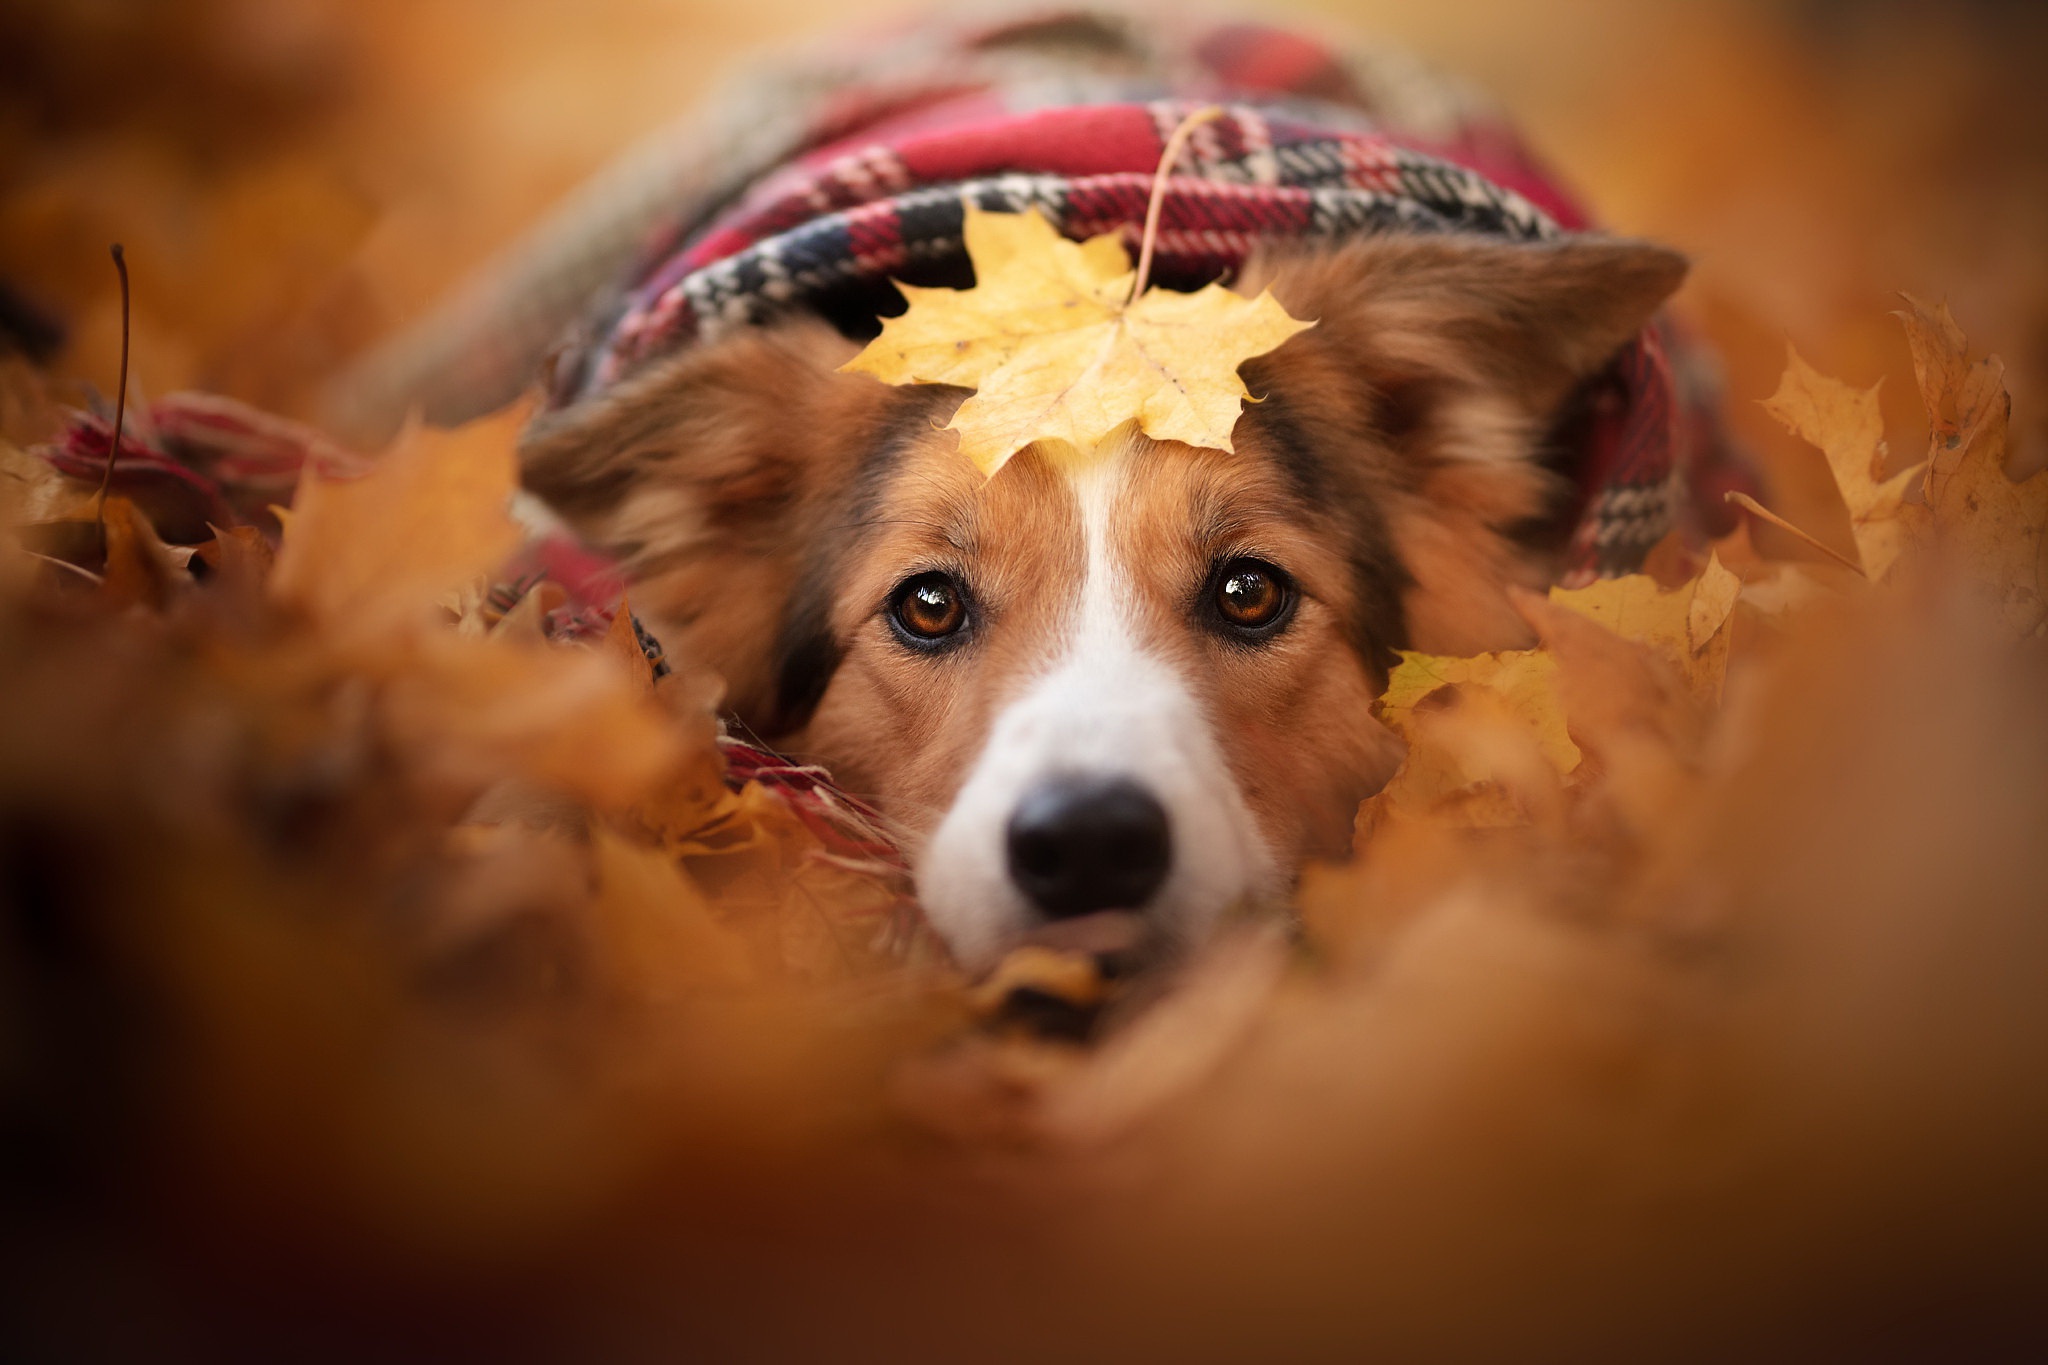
[1,270,2046,1350]
[1320,296,2044,947]
[0,287,2040,1117]
[0,390,958,1278]
[1277,294,2044,985]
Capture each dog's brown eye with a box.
[889,572,968,644]
[1211,558,1295,635]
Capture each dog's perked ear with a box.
[1235,233,1689,657]
[517,319,911,736]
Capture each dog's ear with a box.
[1239,233,1687,436]
[518,319,896,732]
[1237,233,1687,655]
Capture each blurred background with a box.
[3,0,2046,539]
[4,7,2048,1357]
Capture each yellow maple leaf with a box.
[1761,346,1928,580]
[843,203,1313,475]
[1378,648,1581,774]
[1548,553,1741,701]
[1360,556,1744,851]
[1894,296,2047,636]
[1357,682,1569,844]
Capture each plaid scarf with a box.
[520,5,1748,580]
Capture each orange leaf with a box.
[270,401,529,630]
[1761,346,1927,580]
[1895,297,2047,636]
[383,631,686,812]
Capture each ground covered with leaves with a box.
[4,2,2048,1359]
[3,286,2044,1362]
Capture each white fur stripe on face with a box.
[914,438,1278,971]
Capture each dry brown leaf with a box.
[0,356,61,449]
[1307,812,1560,976]
[1686,552,1743,652]
[586,829,754,999]
[1032,921,1290,1147]
[969,946,1112,1023]
[486,579,565,643]
[1,428,91,531]
[598,594,656,693]
[382,631,686,812]
[194,523,276,599]
[1896,296,2048,635]
[99,495,187,609]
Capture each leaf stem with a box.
[23,550,105,585]
[93,243,131,534]
[1723,490,1867,577]
[1130,106,1226,307]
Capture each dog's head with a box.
[521,233,1685,969]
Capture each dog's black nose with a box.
[1006,775,1172,919]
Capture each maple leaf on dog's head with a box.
[843,203,1313,475]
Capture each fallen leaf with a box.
[1548,553,1741,701]
[1895,296,2047,636]
[383,631,686,812]
[1379,648,1580,773]
[969,946,1112,1031]
[843,203,1312,474]
[1,425,91,530]
[99,495,186,609]
[598,595,656,692]
[0,357,61,450]
[1359,682,1569,838]
[1639,527,1704,587]
[1033,921,1291,1147]
[488,578,565,642]
[1299,823,1468,968]
[195,523,277,599]
[270,401,529,630]
[1687,551,1743,652]
[1513,587,1704,835]
[1762,346,1927,579]
[586,829,754,999]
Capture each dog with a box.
[500,8,1728,970]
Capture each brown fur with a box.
[517,232,1685,869]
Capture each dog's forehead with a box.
[864,429,1076,562]
[865,419,1322,562]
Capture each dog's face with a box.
[522,233,1685,969]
